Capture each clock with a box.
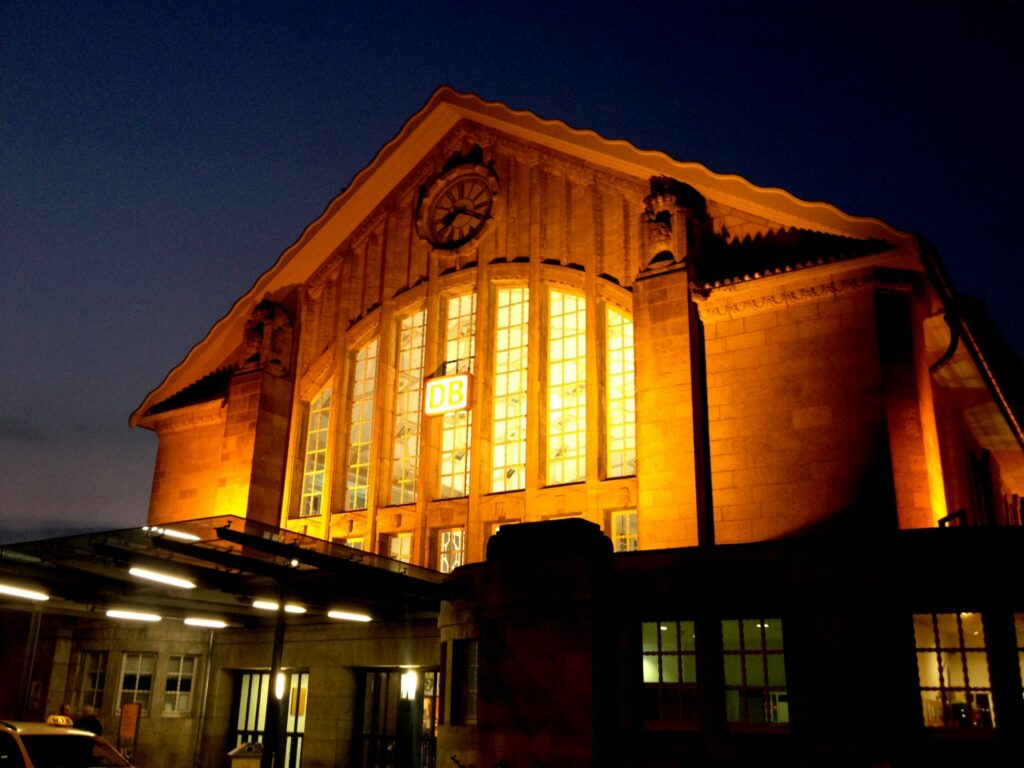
[420,166,497,249]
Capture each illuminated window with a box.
[437,527,465,574]
[391,310,426,505]
[914,612,994,728]
[605,305,636,478]
[119,652,156,713]
[345,339,379,510]
[492,287,529,492]
[722,618,788,725]
[344,538,363,551]
[641,620,697,723]
[383,532,411,563]
[451,639,478,725]
[440,293,475,498]
[610,509,638,552]
[547,289,586,485]
[81,651,107,710]
[298,386,332,517]
[164,656,196,714]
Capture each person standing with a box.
[73,705,102,736]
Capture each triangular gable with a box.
[131,86,918,426]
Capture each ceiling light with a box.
[184,617,228,629]
[0,583,49,602]
[328,610,372,623]
[106,609,160,622]
[252,599,305,614]
[129,566,196,590]
[142,525,201,542]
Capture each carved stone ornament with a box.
[640,194,685,273]
[241,299,293,375]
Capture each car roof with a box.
[0,722,99,737]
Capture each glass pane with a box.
[913,614,936,648]
[725,689,742,723]
[641,623,659,653]
[920,690,944,727]
[661,623,679,652]
[642,656,660,684]
[743,620,763,650]
[936,613,959,647]
[916,651,941,688]
[763,619,783,651]
[681,655,697,684]
[661,657,680,683]
[960,613,985,645]
[744,654,765,686]
[965,652,990,688]
[724,655,742,686]
[680,621,696,652]
[722,620,741,651]
[767,654,786,686]
[945,653,965,687]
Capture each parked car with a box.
[0,716,132,767]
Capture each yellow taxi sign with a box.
[46,715,74,727]
[423,373,472,416]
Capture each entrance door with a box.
[355,668,437,768]
[232,671,309,768]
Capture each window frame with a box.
[118,652,157,715]
[163,655,197,717]
[721,617,788,728]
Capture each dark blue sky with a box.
[1,1,1020,542]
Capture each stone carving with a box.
[241,299,293,375]
[639,181,707,274]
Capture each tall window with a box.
[492,287,529,492]
[547,289,586,485]
[914,612,994,728]
[81,651,107,710]
[119,652,156,713]
[605,305,636,478]
[610,509,638,552]
[437,527,465,574]
[641,620,697,723]
[299,386,332,517]
[164,656,196,714]
[391,310,426,505]
[722,618,788,725]
[451,640,479,725]
[440,293,476,498]
[346,339,379,510]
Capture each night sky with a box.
[1,1,1020,543]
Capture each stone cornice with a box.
[693,268,877,322]
[136,398,226,434]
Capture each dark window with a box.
[450,640,479,725]
[641,620,697,724]
[722,618,788,726]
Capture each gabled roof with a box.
[131,87,918,426]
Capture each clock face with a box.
[426,174,494,248]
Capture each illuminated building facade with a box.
[2,89,1023,767]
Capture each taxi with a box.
[0,715,132,767]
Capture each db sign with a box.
[423,373,473,416]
